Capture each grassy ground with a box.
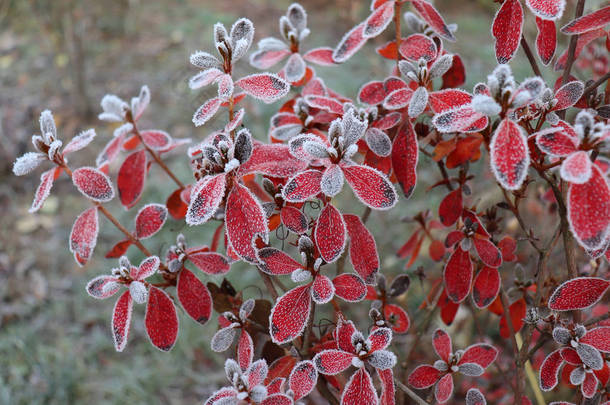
[0,0,593,403]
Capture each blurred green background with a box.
[0,0,594,404]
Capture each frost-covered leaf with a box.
[333,273,367,302]
[539,349,563,391]
[302,47,335,66]
[408,365,441,389]
[186,174,227,226]
[535,17,556,66]
[358,81,385,106]
[576,342,603,370]
[526,0,565,20]
[408,86,429,118]
[283,170,323,202]
[216,74,234,101]
[13,152,46,176]
[234,128,253,164]
[342,164,397,210]
[269,285,312,344]
[367,350,397,370]
[190,68,224,90]
[341,368,378,405]
[39,109,57,138]
[568,166,610,250]
[444,247,472,303]
[240,144,308,178]
[312,274,335,304]
[344,214,379,284]
[117,150,147,209]
[363,1,394,38]
[435,373,454,403]
[472,266,500,308]
[280,206,308,234]
[289,360,318,401]
[321,164,345,197]
[238,330,254,371]
[250,48,291,69]
[458,344,498,369]
[365,128,392,157]
[190,51,222,70]
[561,6,610,35]
[492,0,524,64]
[72,166,115,202]
[129,280,148,304]
[315,203,346,263]
[490,118,529,190]
[235,74,290,104]
[145,286,179,351]
[30,168,59,213]
[313,349,354,375]
[399,34,437,62]
[225,182,268,263]
[177,268,212,325]
[284,53,306,83]
[548,277,610,311]
[211,325,238,352]
[257,247,303,275]
[135,204,167,239]
[560,151,592,184]
[70,207,99,266]
[193,97,222,127]
[333,23,367,63]
[552,81,584,111]
[112,290,133,352]
[86,275,120,299]
[429,54,454,79]
[383,88,413,110]
[304,95,344,114]
[466,388,487,405]
[63,129,96,155]
[432,105,487,133]
[230,18,255,61]
[411,0,455,41]
[535,126,578,156]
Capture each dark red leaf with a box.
[70,207,99,266]
[432,329,452,362]
[548,277,610,311]
[333,273,367,302]
[166,187,188,220]
[492,0,524,64]
[118,150,147,209]
[257,247,303,275]
[289,360,318,400]
[177,268,212,324]
[313,349,355,375]
[145,286,179,351]
[112,290,133,352]
[439,188,462,226]
[72,166,115,202]
[315,203,346,263]
[500,298,526,338]
[399,34,437,62]
[384,304,410,333]
[535,17,556,66]
[472,266,501,308]
[186,174,227,225]
[341,368,378,405]
[526,0,565,20]
[135,204,167,239]
[105,239,132,258]
[270,285,312,344]
[344,214,379,284]
[333,23,367,63]
[280,206,308,234]
[283,170,323,202]
[490,118,529,190]
[443,247,472,303]
[561,6,610,35]
[540,349,563,391]
[235,73,290,104]
[391,121,418,199]
[408,365,441,389]
[411,0,455,41]
[188,251,231,275]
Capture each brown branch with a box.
[520,35,542,77]
[394,378,431,405]
[583,71,610,97]
[393,1,402,74]
[499,289,524,405]
[559,0,586,109]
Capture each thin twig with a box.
[394,378,431,405]
[520,35,542,77]
[583,71,610,97]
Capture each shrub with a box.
[13,0,610,403]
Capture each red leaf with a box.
[435,373,454,403]
[383,88,414,110]
[526,0,565,20]
[145,286,179,351]
[315,203,346,263]
[240,144,308,179]
[344,214,379,284]
[96,134,125,168]
[384,304,410,333]
[280,206,308,234]
[535,17,556,66]
[492,0,524,64]
[341,368,378,405]
[535,127,578,156]
[408,364,441,389]
[283,170,323,202]
[304,95,344,114]
[500,298,526,338]
[498,236,517,262]
[561,150,592,184]
[443,247,472,303]
[117,150,147,209]
[312,274,335,304]
[378,368,395,405]
[359,81,386,106]
[105,239,132,258]
[166,187,188,220]
[428,89,471,113]
[391,120,418,199]
[112,290,133,352]
[302,47,336,66]
[472,266,501,308]
[235,73,290,104]
[192,97,221,127]
[270,285,312,344]
[261,394,293,405]
[314,349,355,375]
[188,251,231,275]
[568,165,610,250]
[540,349,563,391]
[186,174,227,226]
[340,162,397,209]
[257,247,303,275]
[459,344,498,368]
[561,6,610,35]
[490,118,529,190]
[333,273,367,302]
[429,239,446,261]
[433,329,452,362]
[399,34,437,62]
[30,167,59,212]
[473,238,502,267]
[335,316,357,352]
[581,327,610,353]
[552,81,585,111]
[140,130,172,151]
[238,330,254,371]
[333,22,367,63]
[250,49,290,69]
[72,166,115,202]
[177,268,212,324]
[86,275,120,299]
[554,29,605,71]
[439,188,463,226]
[548,277,610,311]
[135,204,167,239]
[289,360,318,400]
[411,0,455,41]
[70,207,99,266]
[363,0,394,38]
[367,327,392,351]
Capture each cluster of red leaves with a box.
[12,0,610,404]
